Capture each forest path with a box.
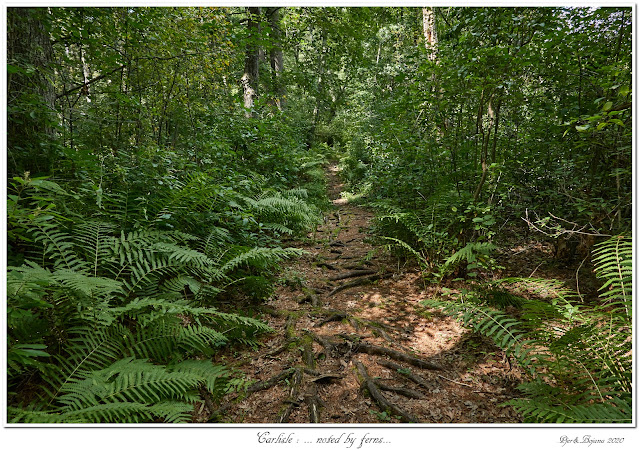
[210,164,523,424]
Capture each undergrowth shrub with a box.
[422,235,632,423]
[369,192,500,281]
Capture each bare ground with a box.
[203,165,541,424]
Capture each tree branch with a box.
[56,64,125,99]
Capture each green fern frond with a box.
[123,254,180,296]
[249,193,317,233]
[46,325,130,403]
[428,266,632,423]
[160,275,203,296]
[64,400,192,423]
[73,220,117,276]
[201,226,233,258]
[284,187,310,199]
[31,216,87,272]
[7,261,55,305]
[220,246,305,275]
[152,242,216,268]
[378,236,428,266]
[422,298,535,368]
[46,358,200,423]
[507,381,631,423]
[98,190,148,231]
[170,359,232,395]
[60,358,199,406]
[260,222,295,235]
[131,319,228,361]
[52,269,123,299]
[592,235,632,317]
[444,242,497,268]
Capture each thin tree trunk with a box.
[474,95,495,202]
[422,7,438,62]
[311,29,327,139]
[490,99,502,164]
[266,7,285,110]
[241,7,261,117]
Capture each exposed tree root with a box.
[314,312,409,351]
[263,339,295,358]
[317,261,338,271]
[314,311,349,327]
[248,368,296,393]
[301,339,316,369]
[377,360,433,389]
[356,320,414,353]
[308,373,345,383]
[258,305,297,318]
[285,315,298,340]
[354,342,445,371]
[343,260,374,270]
[206,402,231,423]
[353,360,419,423]
[328,273,392,296]
[299,289,321,307]
[306,330,340,351]
[278,368,303,423]
[374,381,424,399]
[335,333,443,370]
[305,384,321,423]
[199,386,218,421]
[329,269,377,281]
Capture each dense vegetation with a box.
[6,6,632,424]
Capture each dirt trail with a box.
[211,165,523,424]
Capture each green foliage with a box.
[10,357,231,423]
[437,242,500,280]
[7,128,315,422]
[423,235,632,423]
[7,5,631,426]
[370,197,500,281]
[591,235,632,317]
[340,6,631,236]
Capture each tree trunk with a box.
[490,99,502,164]
[241,7,261,117]
[266,7,285,110]
[422,7,438,62]
[7,7,56,177]
[310,29,328,141]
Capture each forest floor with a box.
[205,164,598,424]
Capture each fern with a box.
[73,220,117,276]
[7,261,55,305]
[424,234,633,423]
[591,235,632,317]
[31,215,88,272]
[378,235,429,269]
[508,382,631,424]
[7,166,300,423]
[247,191,318,233]
[131,320,228,361]
[443,242,497,268]
[15,358,203,423]
[220,246,305,274]
[423,296,537,369]
[170,359,232,396]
